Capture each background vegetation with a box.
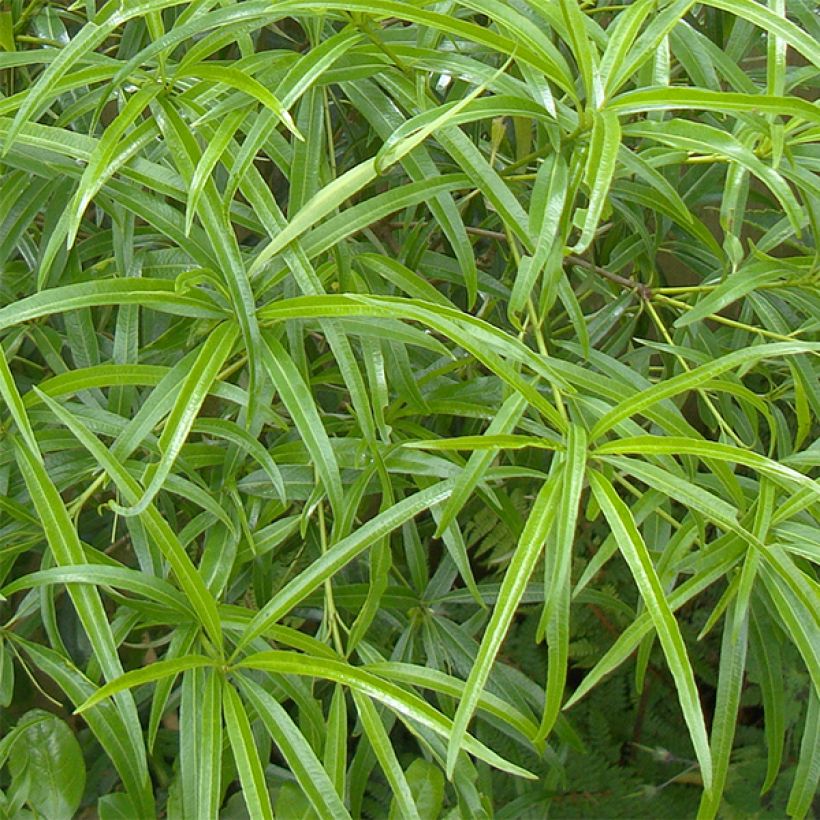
[0,0,818,816]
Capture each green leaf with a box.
[198,670,224,820]
[674,262,791,328]
[236,650,533,778]
[109,327,238,519]
[510,154,568,326]
[2,18,114,154]
[68,83,164,247]
[390,759,445,820]
[602,453,753,542]
[98,793,142,820]
[624,119,804,231]
[249,159,378,278]
[539,425,588,741]
[446,474,561,777]
[353,691,421,820]
[701,0,820,66]
[324,685,348,800]
[12,637,155,816]
[609,86,820,123]
[589,342,819,440]
[260,332,343,517]
[235,479,456,654]
[177,64,302,140]
[0,10,14,52]
[0,640,14,707]
[571,110,621,254]
[750,603,785,795]
[1,2,817,812]
[589,470,713,791]
[786,688,819,820]
[434,392,528,538]
[223,683,274,820]
[192,417,286,502]
[33,391,225,647]
[238,675,351,820]
[594,436,820,498]
[8,710,86,820]
[374,82,524,175]
[258,293,569,428]
[605,0,695,94]
[0,279,224,333]
[75,656,214,714]
[10,435,148,774]
[365,661,538,743]
[1,564,194,618]
[185,107,247,236]
[0,340,39,455]
[697,602,748,819]
[405,434,562,453]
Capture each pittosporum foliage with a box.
[0,0,817,817]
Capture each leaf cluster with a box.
[0,0,817,817]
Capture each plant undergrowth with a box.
[0,0,818,817]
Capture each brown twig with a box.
[383,220,651,298]
[566,254,652,300]
[460,226,651,298]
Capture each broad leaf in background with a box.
[6,710,86,819]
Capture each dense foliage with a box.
[0,0,818,816]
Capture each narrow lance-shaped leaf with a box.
[68,83,164,246]
[185,107,247,236]
[198,670,224,820]
[374,59,515,173]
[180,666,202,820]
[236,650,534,778]
[594,436,820,498]
[750,603,785,795]
[237,675,352,820]
[625,119,804,231]
[0,279,224,333]
[2,19,113,153]
[590,342,820,441]
[176,64,302,140]
[234,479,457,654]
[510,154,568,327]
[785,681,819,819]
[324,685,348,800]
[434,392,529,537]
[589,469,713,792]
[701,0,820,65]
[260,332,343,518]
[152,93,265,431]
[12,636,155,817]
[75,656,215,714]
[11,437,152,800]
[222,683,274,820]
[696,600,748,820]
[446,473,561,778]
[34,391,225,647]
[0,341,39,455]
[110,321,238,517]
[609,86,820,123]
[558,0,600,106]
[352,691,421,820]
[1,565,194,618]
[571,110,621,254]
[539,424,588,742]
